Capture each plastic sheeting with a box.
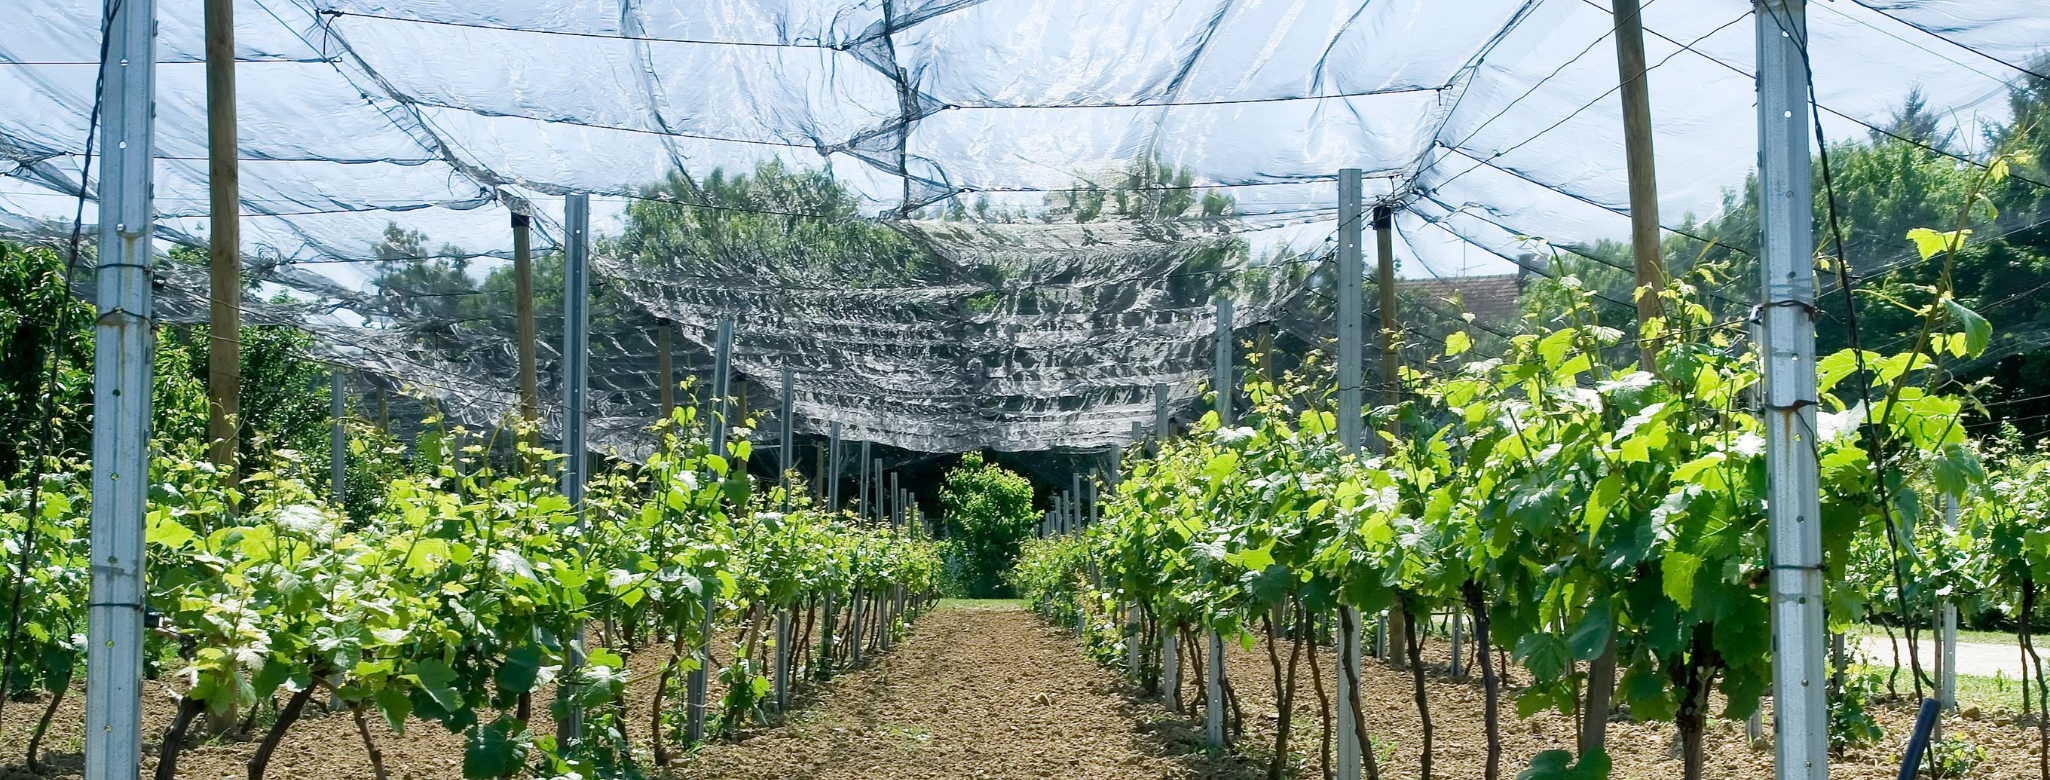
[3,0,2047,453]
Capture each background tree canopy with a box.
[937,452,1038,598]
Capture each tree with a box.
[937,452,1038,597]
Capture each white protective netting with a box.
[2,0,2047,455]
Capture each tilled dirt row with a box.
[670,603,1263,780]
[0,624,771,780]
[1150,619,2047,780]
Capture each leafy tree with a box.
[938,452,1038,597]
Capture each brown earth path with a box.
[670,602,1262,780]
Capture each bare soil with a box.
[669,602,1263,780]
[4,604,2043,780]
[1172,615,2047,780]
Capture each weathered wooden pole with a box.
[513,213,540,444]
[656,319,674,423]
[1373,204,1411,669]
[330,372,347,510]
[205,0,241,486]
[779,365,795,511]
[1614,0,1668,367]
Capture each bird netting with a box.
[3,0,2048,455]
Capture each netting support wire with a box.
[86,1,155,776]
[779,366,795,512]
[1334,168,1366,780]
[557,192,592,746]
[331,371,347,510]
[1206,295,1233,750]
[1755,3,1828,778]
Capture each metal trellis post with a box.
[857,439,870,518]
[710,318,734,458]
[557,193,592,744]
[1334,167,1366,780]
[1756,2,1828,777]
[827,422,843,511]
[1207,295,1232,749]
[1938,494,1959,710]
[780,366,795,512]
[331,371,347,510]
[86,1,156,773]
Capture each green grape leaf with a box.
[1943,298,1991,358]
[375,685,413,733]
[146,513,196,549]
[462,719,526,779]
[404,658,464,715]
[495,644,544,696]
[1514,632,1569,681]
[1568,600,1613,661]
[1906,227,1970,261]
[1661,551,1702,610]
[1582,474,1622,537]
[1517,749,1610,780]
[1446,331,1473,357]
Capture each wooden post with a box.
[779,366,795,511]
[1583,3,1665,750]
[330,372,346,510]
[205,0,241,485]
[514,213,539,442]
[1614,0,1668,367]
[812,440,826,501]
[656,319,674,422]
[1373,204,1411,669]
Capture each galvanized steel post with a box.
[87,1,156,773]
[1334,168,1366,780]
[1756,2,1827,777]
[557,193,592,744]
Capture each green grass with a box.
[1850,663,2042,713]
[1955,671,2037,713]
[1845,622,2050,647]
[937,597,1024,610]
